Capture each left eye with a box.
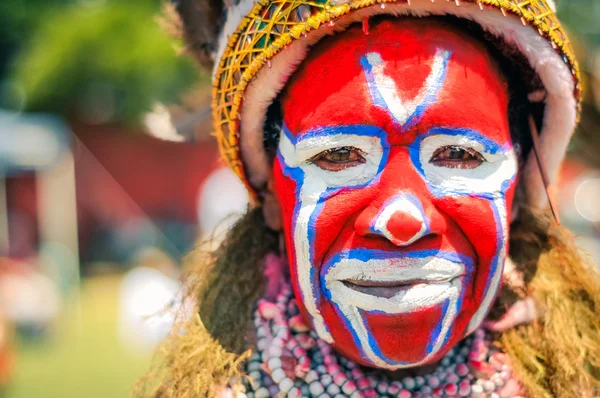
[310,147,366,171]
[429,146,485,169]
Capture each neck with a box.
[382,361,441,380]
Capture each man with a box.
[140,1,600,396]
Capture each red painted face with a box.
[272,19,518,369]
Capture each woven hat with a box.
[176,0,580,207]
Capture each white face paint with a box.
[417,132,518,197]
[362,49,452,127]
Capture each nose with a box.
[355,194,429,246]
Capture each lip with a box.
[323,251,469,312]
[342,278,453,299]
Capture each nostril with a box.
[354,206,380,237]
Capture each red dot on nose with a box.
[386,210,424,244]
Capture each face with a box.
[272,19,518,369]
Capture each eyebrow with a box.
[416,127,506,154]
[282,123,387,146]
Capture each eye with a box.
[310,147,366,171]
[429,146,485,169]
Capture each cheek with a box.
[310,187,377,264]
[273,156,382,269]
[431,181,516,299]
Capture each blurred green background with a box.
[0,0,201,124]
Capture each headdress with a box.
[175,0,580,207]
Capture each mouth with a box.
[342,278,441,299]
[324,252,470,308]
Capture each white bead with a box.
[248,371,261,382]
[326,383,340,395]
[269,345,283,358]
[491,373,505,387]
[427,375,440,388]
[483,380,495,392]
[376,381,388,393]
[306,370,319,383]
[247,362,261,372]
[267,357,282,371]
[271,368,286,384]
[471,384,484,394]
[256,338,267,351]
[342,380,357,394]
[402,377,416,390]
[309,381,325,395]
[276,328,289,340]
[279,378,294,393]
[256,327,266,338]
[320,374,333,386]
[254,387,269,398]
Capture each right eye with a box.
[309,147,366,171]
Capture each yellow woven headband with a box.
[212,0,581,204]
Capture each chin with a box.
[323,296,475,370]
[313,252,478,370]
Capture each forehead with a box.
[281,18,510,145]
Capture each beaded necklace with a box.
[241,281,525,397]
